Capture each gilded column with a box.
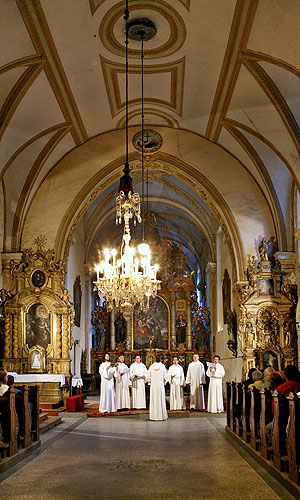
[62,313,69,359]
[171,299,176,350]
[125,314,131,351]
[4,314,11,358]
[56,314,62,358]
[110,309,115,351]
[12,313,19,358]
[186,300,192,350]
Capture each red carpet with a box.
[80,403,206,418]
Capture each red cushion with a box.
[66,395,84,412]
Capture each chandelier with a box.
[94,2,161,313]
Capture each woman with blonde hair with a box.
[0,368,8,396]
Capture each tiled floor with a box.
[0,411,295,500]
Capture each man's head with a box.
[193,354,199,362]
[118,355,124,363]
[263,366,275,382]
[156,356,161,363]
[0,368,8,385]
[104,353,110,362]
[135,355,141,364]
[252,370,263,382]
[214,355,220,364]
[173,357,179,365]
[284,364,299,381]
[7,375,15,387]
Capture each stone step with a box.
[39,416,62,434]
[39,413,48,422]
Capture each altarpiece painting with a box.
[133,297,169,350]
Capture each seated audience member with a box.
[255,367,275,391]
[269,372,284,393]
[0,368,9,396]
[7,375,22,394]
[248,370,263,389]
[275,365,300,397]
[242,367,256,388]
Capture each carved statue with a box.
[176,315,187,344]
[62,288,73,307]
[258,238,269,262]
[226,309,237,342]
[245,321,254,346]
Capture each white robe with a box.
[186,360,206,409]
[148,362,168,421]
[206,363,225,413]
[168,364,186,410]
[99,362,116,413]
[114,362,131,410]
[130,362,147,409]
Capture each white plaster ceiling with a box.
[1,0,300,280]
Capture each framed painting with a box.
[73,275,82,327]
[133,296,169,350]
[262,350,279,371]
[258,278,274,297]
[26,303,51,349]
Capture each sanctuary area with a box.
[0,1,300,499]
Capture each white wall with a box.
[66,219,87,377]
[215,227,243,384]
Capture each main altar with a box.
[91,215,211,382]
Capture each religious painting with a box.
[73,275,82,327]
[133,297,168,350]
[222,269,231,324]
[26,303,51,349]
[263,350,279,371]
[258,278,274,296]
[31,269,46,288]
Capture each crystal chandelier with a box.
[94,1,161,313]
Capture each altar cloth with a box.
[8,373,66,386]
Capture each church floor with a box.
[0,414,296,500]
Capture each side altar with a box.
[0,237,74,402]
[91,218,211,378]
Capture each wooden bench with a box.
[229,381,236,432]
[260,388,273,460]
[242,385,251,443]
[250,386,261,450]
[226,382,231,428]
[272,390,290,472]
[0,387,18,457]
[286,392,300,484]
[235,382,243,437]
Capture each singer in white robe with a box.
[148,357,168,421]
[206,356,225,413]
[99,353,116,413]
[168,357,186,410]
[130,355,147,409]
[186,354,206,410]
[114,355,131,410]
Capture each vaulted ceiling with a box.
[1,0,299,280]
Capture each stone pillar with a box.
[186,300,192,350]
[125,313,131,351]
[84,264,91,372]
[171,297,176,350]
[110,309,115,351]
[206,263,217,351]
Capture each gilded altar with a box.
[0,237,74,401]
[234,240,297,375]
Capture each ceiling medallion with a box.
[133,129,163,153]
[128,18,156,41]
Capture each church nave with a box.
[0,411,295,500]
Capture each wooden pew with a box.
[226,382,231,428]
[242,385,251,443]
[29,385,40,441]
[0,387,18,457]
[286,392,300,485]
[230,381,236,432]
[0,423,9,460]
[272,390,289,471]
[250,386,261,450]
[235,383,243,437]
[260,388,273,459]
[15,386,32,448]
